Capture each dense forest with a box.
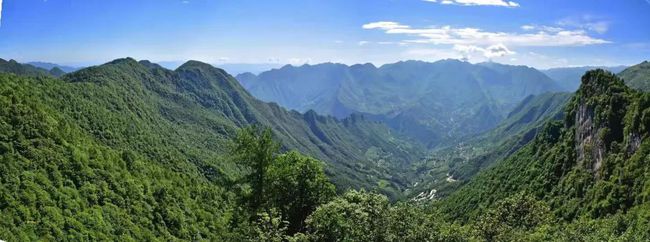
[1,58,649,241]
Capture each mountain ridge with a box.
[238,59,563,147]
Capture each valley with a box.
[1,1,649,240]
[1,57,648,240]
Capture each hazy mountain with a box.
[28,61,81,73]
[217,63,284,75]
[238,59,562,146]
[618,61,650,92]
[542,65,628,91]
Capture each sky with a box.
[0,0,649,69]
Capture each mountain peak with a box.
[178,60,215,70]
[578,69,625,96]
[107,57,139,65]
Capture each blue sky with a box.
[0,0,648,69]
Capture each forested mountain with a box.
[439,69,650,239]
[543,65,628,91]
[0,58,54,77]
[238,60,562,146]
[619,61,650,92]
[408,92,572,198]
[3,56,650,241]
[0,58,432,239]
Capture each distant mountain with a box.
[0,58,52,76]
[28,61,81,73]
[542,65,627,91]
[618,61,650,92]
[217,63,284,75]
[409,92,572,198]
[238,60,562,147]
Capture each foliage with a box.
[2,58,650,241]
[266,151,336,234]
[232,126,280,211]
[618,60,650,92]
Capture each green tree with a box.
[266,151,336,234]
[305,190,390,242]
[474,193,552,241]
[231,126,280,212]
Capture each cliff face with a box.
[441,69,650,223]
[570,70,642,175]
[574,102,606,171]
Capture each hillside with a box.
[439,70,650,236]
[0,58,54,77]
[543,65,628,91]
[619,61,650,92]
[239,60,562,146]
[0,57,424,198]
[408,92,572,198]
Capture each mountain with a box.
[238,60,562,147]
[543,65,628,91]
[618,61,650,92]
[0,58,53,77]
[0,57,429,239]
[217,63,284,75]
[28,61,81,73]
[440,69,650,233]
[408,92,572,198]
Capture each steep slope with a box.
[618,61,650,92]
[0,57,427,239]
[543,65,628,91]
[441,70,650,227]
[2,58,423,197]
[408,92,571,198]
[239,60,561,146]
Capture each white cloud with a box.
[521,25,535,31]
[363,21,610,47]
[520,25,564,33]
[424,0,519,7]
[362,21,409,30]
[558,15,610,34]
[453,44,515,58]
[358,41,370,46]
[484,44,515,57]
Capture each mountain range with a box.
[1,57,649,240]
[542,65,628,91]
[237,60,564,147]
[27,62,82,73]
